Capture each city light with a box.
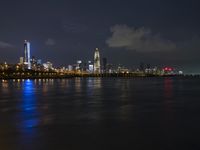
[0,41,184,79]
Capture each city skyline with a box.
[0,40,178,73]
[1,40,181,77]
[0,0,200,73]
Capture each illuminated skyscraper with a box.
[94,48,101,73]
[24,40,31,69]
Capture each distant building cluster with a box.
[0,40,184,76]
[19,40,44,71]
[18,41,107,73]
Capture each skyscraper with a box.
[102,57,107,73]
[24,40,31,69]
[94,48,101,73]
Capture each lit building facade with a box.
[19,57,24,65]
[76,60,82,71]
[43,61,53,70]
[87,61,93,73]
[24,40,31,69]
[94,48,101,73]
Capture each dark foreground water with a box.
[0,77,200,150]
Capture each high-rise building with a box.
[24,40,31,69]
[68,65,73,71]
[88,61,93,73]
[76,60,82,70]
[102,57,107,73]
[31,56,37,65]
[19,57,24,65]
[43,61,53,70]
[37,59,42,65]
[94,48,100,73]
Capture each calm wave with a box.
[0,77,200,150]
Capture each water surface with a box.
[0,77,200,150]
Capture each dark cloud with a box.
[106,25,176,52]
[0,41,14,49]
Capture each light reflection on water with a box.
[86,77,102,95]
[20,80,39,128]
[1,78,200,150]
[13,79,40,150]
[164,78,173,99]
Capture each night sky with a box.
[0,0,200,73]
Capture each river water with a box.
[0,77,200,150]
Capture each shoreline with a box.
[0,73,196,80]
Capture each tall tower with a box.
[94,48,101,73]
[24,40,31,69]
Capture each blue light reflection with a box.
[21,79,39,129]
